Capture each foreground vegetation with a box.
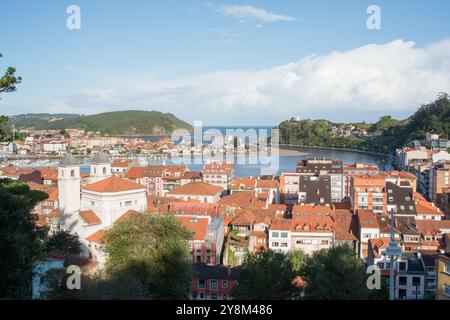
[232,246,388,300]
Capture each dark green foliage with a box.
[278,119,366,149]
[0,53,22,96]
[44,231,81,257]
[102,213,193,299]
[231,250,301,300]
[304,245,371,299]
[10,110,192,135]
[0,179,48,299]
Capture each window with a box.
[206,244,211,253]
[412,277,421,287]
[211,293,217,300]
[445,262,450,273]
[222,280,227,288]
[199,292,205,299]
[280,232,288,238]
[272,242,279,247]
[70,170,75,177]
[90,201,95,206]
[444,284,450,298]
[223,293,228,300]
[272,232,279,238]
[399,262,407,271]
[125,201,132,207]
[280,242,288,247]
[377,262,384,269]
[398,276,407,286]
[103,167,106,174]
[211,280,217,290]
[198,279,206,289]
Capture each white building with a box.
[88,152,111,183]
[57,153,147,265]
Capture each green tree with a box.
[0,53,22,141]
[102,213,192,299]
[0,53,22,96]
[232,249,298,300]
[0,179,48,299]
[44,230,81,258]
[304,245,371,299]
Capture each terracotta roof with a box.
[232,210,256,225]
[357,210,379,229]
[167,182,223,196]
[335,209,358,241]
[82,176,145,193]
[291,205,335,233]
[86,229,107,243]
[416,220,450,236]
[270,218,292,231]
[169,202,218,216]
[369,238,390,258]
[47,188,58,201]
[256,179,279,189]
[218,191,257,208]
[229,177,256,190]
[415,199,444,216]
[111,161,132,168]
[175,216,209,240]
[79,210,101,226]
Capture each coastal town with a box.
[2,1,450,310]
[1,128,449,300]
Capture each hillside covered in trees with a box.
[278,93,450,154]
[9,110,192,135]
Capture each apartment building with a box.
[203,162,235,191]
[296,158,344,202]
[351,175,386,213]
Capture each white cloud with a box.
[52,39,450,124]
[216,5,295,23]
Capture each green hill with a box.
[278,93,450,154]
[10,110,192,135]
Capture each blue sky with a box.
[1,0,450,125]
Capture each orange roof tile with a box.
[79,210,101,225]
[167,182,222,196]
[82,176,145,193]
[86,229,107,243]
[357,210,379,229]
[175,216,209,240]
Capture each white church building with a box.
[58,152,147,265]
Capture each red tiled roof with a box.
[167,182,222,196]
[79,210,101,225]
[291,205,335,232]
[111,161,131,168]
[335,209,358,241]
[357,210,379,229]
[82,176,145,193]
[175,216,209,240]
[86,229,107,243]
[369,238,390,258]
